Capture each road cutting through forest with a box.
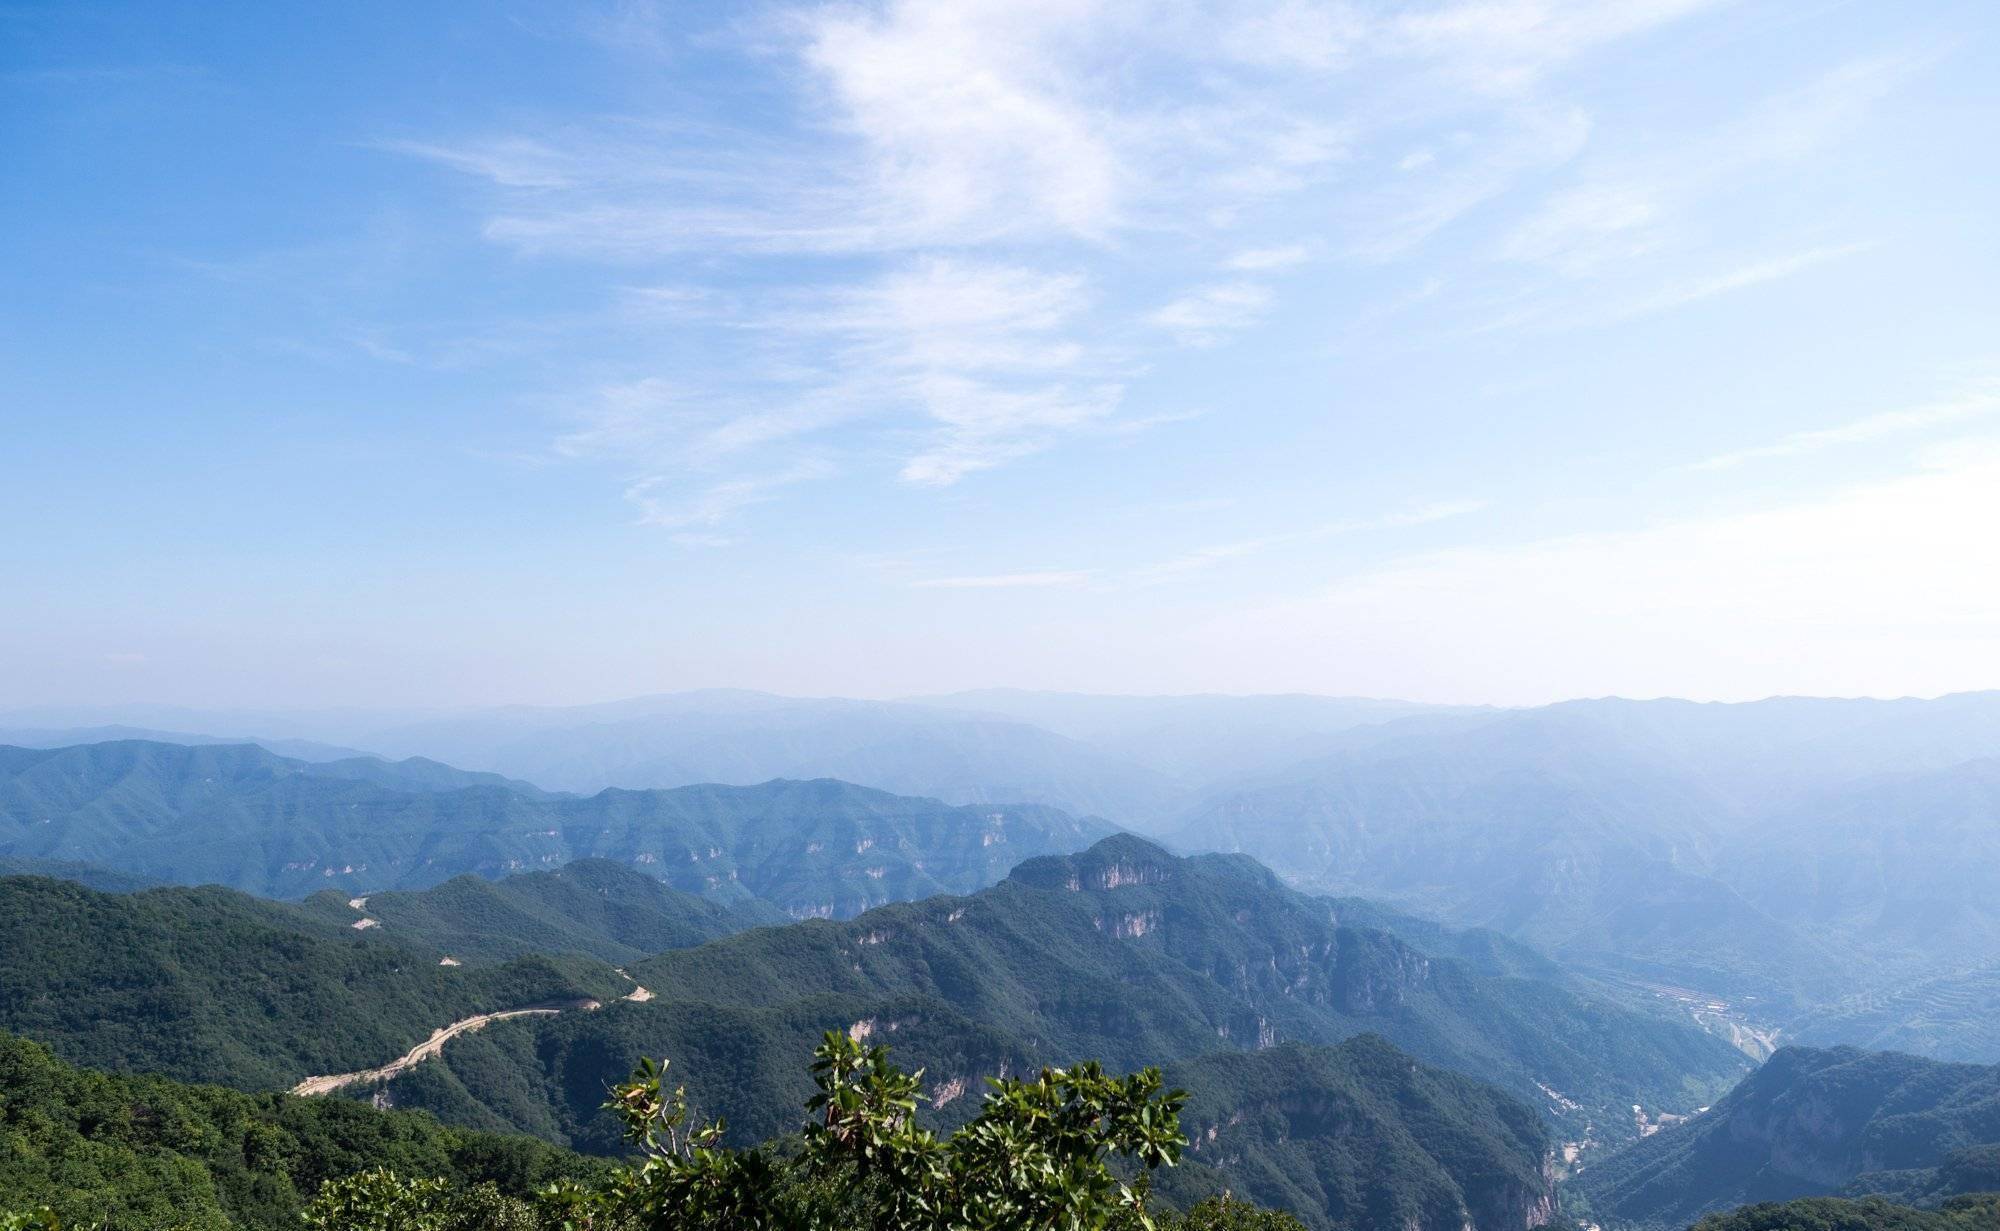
[289,1001,588,1097]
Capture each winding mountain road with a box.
[289,1000,592,1097]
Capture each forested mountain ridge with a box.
[380,834,1744,1162]
[1571,1045,2000,1229]
[294,857,776,963]
[0,873,621,1090]
[1689,1195,2000,1231]
[0,740,1110,913]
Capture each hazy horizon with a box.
[8,682,2000,726]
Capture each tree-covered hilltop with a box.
[384,835,1743,1159]
[1570,1046,2000,1229]
[1689,1194,2000,1231]
[294,859,777,964]
[0,740,1110,913]
[0,1031,602,1230]
[0,874,622,1090]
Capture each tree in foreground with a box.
[550,1031,1196,1230]
[8,1032,1303,1230]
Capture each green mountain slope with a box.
[0,1031,599,1231]
[0,740,1110,912]
[1570,1046,2000,1229]
[1728,758,2000,984]
[1789,965,2000,1063]
[295,858,778,964]
[386,835,1744,1160]
[1156,1038,1558,1231]
[0,874,619,1090]
[1689,1195,2000,1231]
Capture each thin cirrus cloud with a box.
[624,458,838,532]
[390,0,1805,535]
[903,498,1487,594]
[1223,243,1313,272]
[1473,242,1872,336]
[1690,384,2000,472]
[1147,282,1275,347]
[1501,51,1924,277]
[1132,499,1489,584]
[908,570,1095,590]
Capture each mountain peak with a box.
[1006,832,1178,892]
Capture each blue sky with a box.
[5,0,1999,708]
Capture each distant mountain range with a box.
[0,689,1480,827]
[0,739,1109,913]
[1170,694,2000,1026]
[9,686,2000,1059]
[1571,1044,2000,1228]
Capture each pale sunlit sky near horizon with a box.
[5,0,2000,709]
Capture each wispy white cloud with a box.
[1504,51,1924,276]
[1614,243,1870,320]
[1691,384,2000,472]
[1223,243,1312,272]
[376,137,579,189]
[625,458,836,529]
[1387,0,1736,94]
[909,569,1094,589]
[391,0,1748,533]
[1474,242,1870,334]
[800,257,1128,485]
[1147,282,1273,347]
